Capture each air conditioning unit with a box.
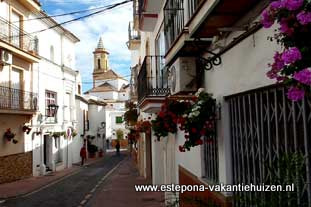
[0,50,12,65]
[168,57,197,95]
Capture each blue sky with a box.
[40,0,132,92]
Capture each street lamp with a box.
[47,104,59,117]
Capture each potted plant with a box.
[88,144,98,158]
[22,125,32,134]
[3,128,15,142]
[151,99,191,140]
[52,131,66,138]
[98,149,104,157]
[124,102,138,126]
[72,130,78,138]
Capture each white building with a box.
[84,37,130,147]
[0,0,83,183]
[128,0,311,206]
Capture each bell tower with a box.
[93,37,110,87]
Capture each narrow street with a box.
[2,153,125,207]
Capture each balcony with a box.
[0,17,39,61]
[18,0,41,12]
[127,22,141,50]
[164,0,185,51]
[138,0,164,31]
[137,56,170,112]
[0,86,38,114]
[186,0,262,38]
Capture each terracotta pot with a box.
[98,151,103,157]
[89,153,96,158]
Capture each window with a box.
[116,116,123,124]
[155,27,166,87]
[45,91,57,123]
[11,11,22,48]
[50,46,54,62]
[78,85,81,95]
[98,59,101,69]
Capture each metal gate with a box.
[227,84,311,206]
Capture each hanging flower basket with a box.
[179,89,217,152]
[151,99,191,141]
[135,121,151,133]
[150,88,216,151]
[124,102,138,126]
[3,128,15,141]
[262,0,311,101]
[127,129,140,143]
[52,131,66,138]
[22,125,32,134]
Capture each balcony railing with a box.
[128,22,140,41]
[187,0,205,20]
[164,0,185,51]
[0,17,38,54]
[137,56,170,103]
[0,86,38,111]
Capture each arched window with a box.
[50,46,54,62]
[98,58,101,69]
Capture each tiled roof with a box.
[93,70,127,81]
[84,82,118,94]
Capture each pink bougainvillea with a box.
[293,68,311,85]
[287,87,305,101]
[281,47,302,64]
[262,0,311,101]
[297,11,311,25]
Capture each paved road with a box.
[2,153,125,207]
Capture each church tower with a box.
[93,37,110,87]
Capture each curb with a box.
[0,157,107,201]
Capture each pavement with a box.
[0,155,105,200]
[86,156,165,207]
[0,152,165,207]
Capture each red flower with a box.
[191,128,197,133]
[179,146,185,152]
[195,139,203,145]
[158,111,165,118]
[191,96,198,102]
[200,129,206,136]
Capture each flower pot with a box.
[98,151,103,157]
[89,152,96,158]
[129,120,137,126]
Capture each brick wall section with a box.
[179,166,232,207]
[0,152,33,184]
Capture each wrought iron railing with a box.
[187,0,205,20]
[138,0,145,20]
[0,86,38,111]
[134,0,140,17]
[228,84,311,206]
[164,0,185,51]
[0,17,38,54]
[137,56,170,103]
[128,22,140,41]
[203,100,219,183]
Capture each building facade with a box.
[0,0,83,183]
[84,37,130,149]
[128,0,311,206]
